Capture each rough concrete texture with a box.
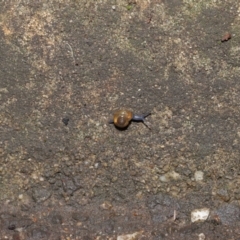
[1,0,240,239]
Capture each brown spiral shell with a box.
[113,109,133,128]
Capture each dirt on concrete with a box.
[1,0,240,239]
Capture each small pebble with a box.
[198,233,206,240]
[216,188,230,202]
[191,208,210,223]
[117,231,143,240]
[194,171,204,181]
[221,32,231,42]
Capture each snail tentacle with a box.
[132,113,151,122]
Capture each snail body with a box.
[109,109,151,129]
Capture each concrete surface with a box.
[1,0,240,239]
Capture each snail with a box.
[109,109,151,129]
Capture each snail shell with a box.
[113,109,133,128]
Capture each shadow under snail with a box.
[109,109,151,129]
